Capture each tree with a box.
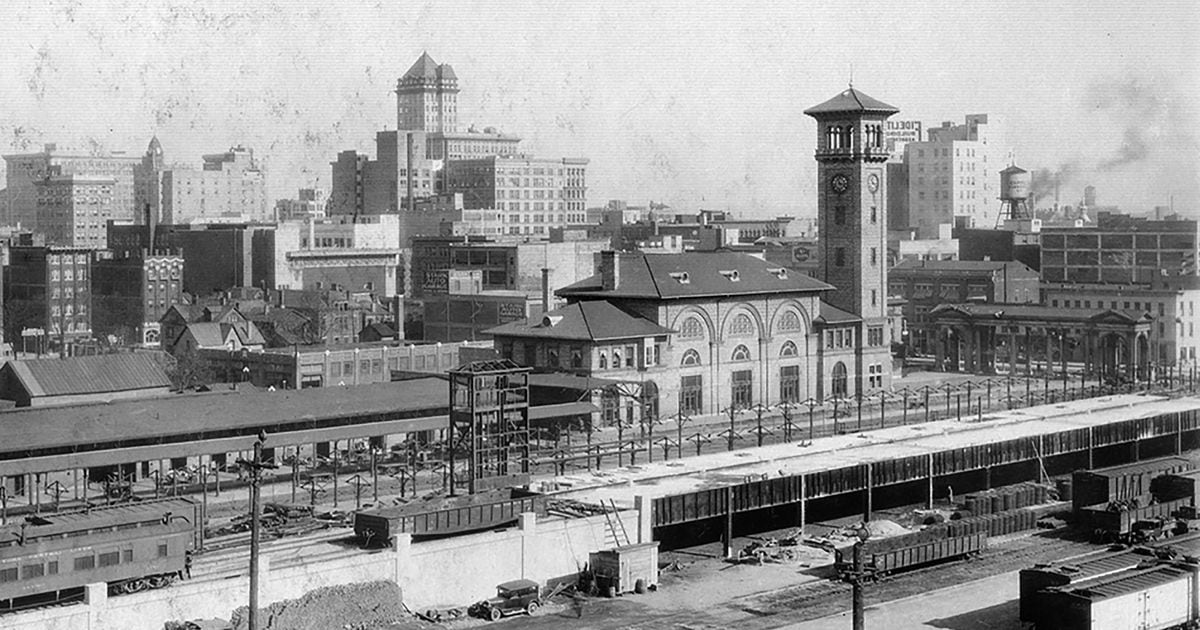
[162,348,214,391]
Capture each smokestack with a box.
[405,133,415,214]
[541,268,550,315]
[145,203,156,255]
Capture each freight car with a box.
[1031,560,1200,630]
[1019,531,1200,624]
[834,530,985,581]
[1077,495,1194,544]
[0,498,198,612]
[1071,457,1194,513]
[354,488,546,545]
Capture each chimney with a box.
[541,268,550,314]
[600,251,620,291]
[145,203,156,255]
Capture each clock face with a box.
[830,174,850,194]
[867,174,880,193]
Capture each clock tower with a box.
[805,87,899,393]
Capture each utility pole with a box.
[239,432,275,630]
[850,527,870,630]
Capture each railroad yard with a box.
[4,392,1200,629]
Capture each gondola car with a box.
[0,498,197,611]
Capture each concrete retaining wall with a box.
[4,508,643,629]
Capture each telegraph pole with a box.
[239,432,275,630]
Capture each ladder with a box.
[602,499,632,547]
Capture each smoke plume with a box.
[1083,74,1179,172]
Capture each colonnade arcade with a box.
[928,304,1153,383]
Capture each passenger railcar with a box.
[0,498,197,611]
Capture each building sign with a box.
[884,120,922,152]
[422,270,448,294]
[498,301,526,323]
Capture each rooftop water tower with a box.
[999,165,1032,221]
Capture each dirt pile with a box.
[229,581,419,630]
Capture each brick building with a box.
[889,259,1040,355]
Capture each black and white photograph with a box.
[0,1,1198,628]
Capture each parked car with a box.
[468,579,541,621]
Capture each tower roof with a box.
[804,87,899,117]
[1000,165,1028,174]
[147,135,163,155]
[437,63,457,80]
[403,52,440,80]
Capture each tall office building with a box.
[35,175,115,248]
[396,52,459,134]
[133,136,166,224]
[3,143,138,229]
[160,146,269,224]
[444,155,589,236]
[905,114,1007,239]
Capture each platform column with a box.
[722,485,734,559]
[798,476,807,530]
[863,463,873,521]
[926,453,935,509]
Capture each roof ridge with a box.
[641,253,663,297]
[577,301,596,339]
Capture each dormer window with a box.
[542,314,563,327]
[720,270,740,282]
[669,271,690,284]
[767,267,788,280]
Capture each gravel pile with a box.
[229,581,417,630]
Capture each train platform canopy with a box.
[528,372,633,391]
[542,394,1200,508]
[0,376,449,473]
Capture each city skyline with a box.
[0,1,1196,218]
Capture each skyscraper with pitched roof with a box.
[396,52,460,134]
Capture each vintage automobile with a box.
[468,579,541,621]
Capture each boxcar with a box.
[1035,561,1199,630]
[0,498,198,610]
[1021,531,1200,626]
[354,489,546,545]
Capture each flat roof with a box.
[545,395,1200,507]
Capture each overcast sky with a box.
[1,0,1196,218]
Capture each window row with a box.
[678,365,805,415]
[677,310,805,340]
[0,544,165,584]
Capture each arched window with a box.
[832,362,848,397]
[840,126,852,149]
[780,341,798,357]
[679,316,705,339]
[571,350,583,368]
[777,311,801,332]
[681,349,701,366]
[731,344,751,362]
[729,313,755,337]
[613,349,622,367]
[598,353,607,369]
